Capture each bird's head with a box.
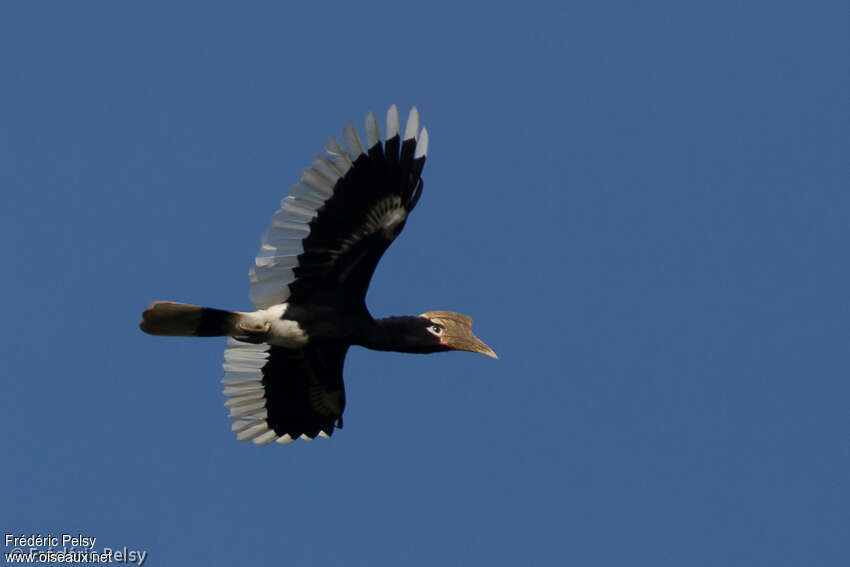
[417,310,498,359]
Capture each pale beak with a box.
[420,310,499,360]
[445,333,499,359]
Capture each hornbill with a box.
[140,105,497,445]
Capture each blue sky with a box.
[2,2,847,565]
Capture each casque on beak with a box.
[420,310,498,359]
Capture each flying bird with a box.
[140,105,497,445]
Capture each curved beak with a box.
[445,332,499,359]
[420,310,499,360]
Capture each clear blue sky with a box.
[2,2,847,566]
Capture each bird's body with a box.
[141,105,496,445]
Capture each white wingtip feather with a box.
[236,422,268,440]
[229,407,268,420]
[386,104,400,139]
[414,127,429,159]
[253,430,279,445]
[224,393,265,407]
[365,111,380,149]
[342,123,364,158]
[232,419,261,432]
[325,136,345,156]
[404,107,419,141]
[228,401,265,418]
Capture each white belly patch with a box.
[240,303,308,348]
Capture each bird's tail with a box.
[139,301,239,337]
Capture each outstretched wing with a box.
[250,105,429,308]
[222,338,348,444]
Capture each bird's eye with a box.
[428,324,443,335]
